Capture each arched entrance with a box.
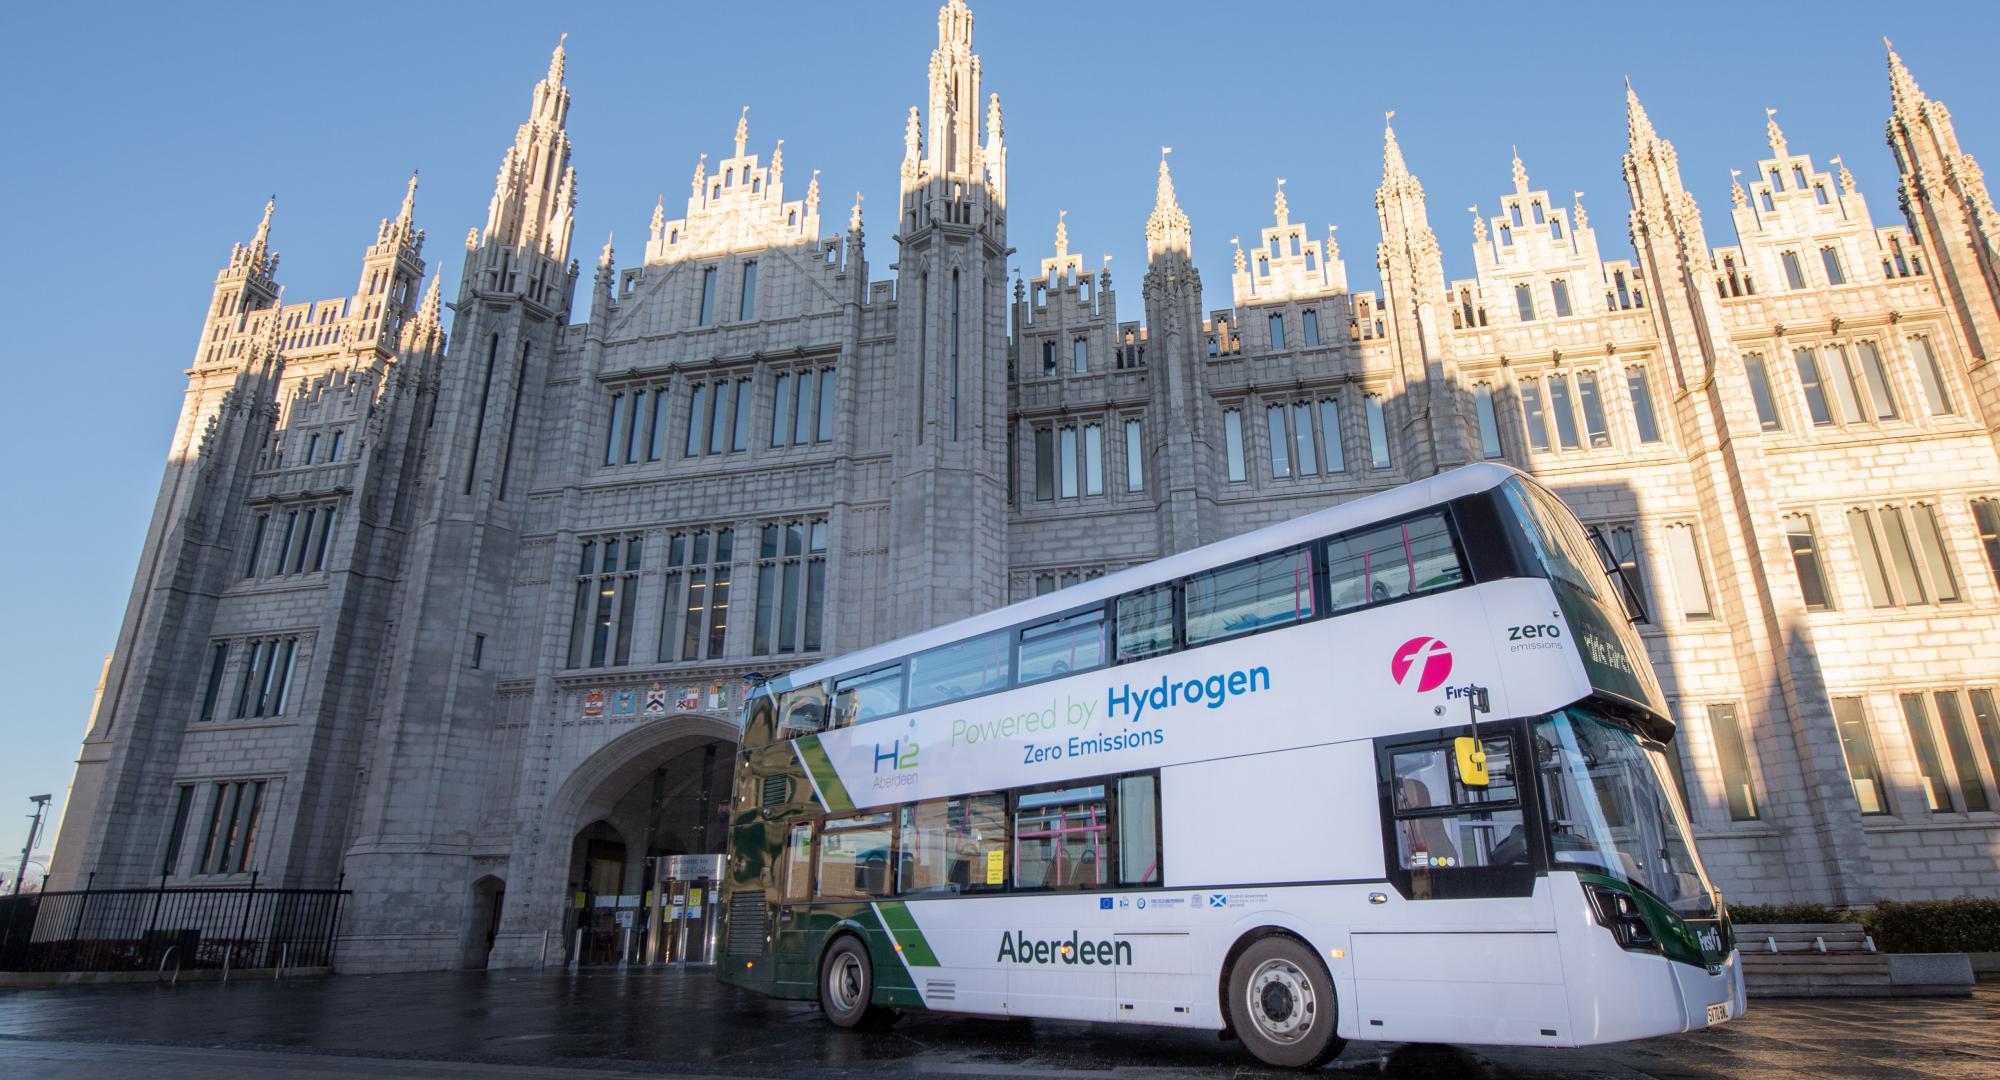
[550,717,739,966]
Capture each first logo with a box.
[1390,636,1453,692]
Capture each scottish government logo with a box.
[1391,636,1453,692]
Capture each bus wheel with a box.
[1226,936,1345,1069]
[819,936,893,1029]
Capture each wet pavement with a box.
[0,967,1995,1079]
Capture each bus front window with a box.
[1534,710,1714,917]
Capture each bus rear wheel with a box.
[819,936,895,1029]
[1226,936,1345,1069]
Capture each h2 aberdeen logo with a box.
[1390,636,1453,692]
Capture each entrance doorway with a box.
[562,736,734,966]
[464,875,505,969]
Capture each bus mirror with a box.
[1455,736,1490,787]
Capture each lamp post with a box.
[12,794,52,896]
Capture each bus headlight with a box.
[1586,884,1659,953]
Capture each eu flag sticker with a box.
[1099,897,1114,910]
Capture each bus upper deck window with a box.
[1327,513,1462,612]
[1018,609,1107,684]
[834,665,903,727]
[907,630,1011,710]
[1114,585,1175,662]
[778,686,828,739]
[1185,546,1315,646]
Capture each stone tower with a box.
[336,40,580,969]
[885,0,1011,634]
[1374,116,1466,474]
[1885,41,2000,449]
[1141,153,1221,554]
[46,206,291,887]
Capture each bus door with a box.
[1350,728,1570,1044]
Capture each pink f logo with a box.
[1391,636,1453,692]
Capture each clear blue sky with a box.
[3,0,1992,878]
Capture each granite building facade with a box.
[49,4,2000,971]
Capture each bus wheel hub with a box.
[1249,958,1313,1041]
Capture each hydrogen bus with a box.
[717,463,1740,1068]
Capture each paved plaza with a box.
[0,968,1994,1079]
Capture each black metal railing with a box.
[0,874,348,974]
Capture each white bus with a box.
[719,463,1741,1068]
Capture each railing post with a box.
[328,873,345,970]
[146,872,167,967]
[236,872,258,969]
[65,872,95,971]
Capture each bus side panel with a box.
[1160,741,1384,887]
[1348,878,1566,1044]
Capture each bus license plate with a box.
[1706,1002,1730,1025]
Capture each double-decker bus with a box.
[718,463,1740,1068]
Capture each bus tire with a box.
[819,935,893,1029]
[1226,935,1345,1069]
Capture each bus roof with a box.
[769,462,1524,693]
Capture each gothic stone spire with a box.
[1145,148,1192,259]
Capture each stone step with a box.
[1743,959,1891,975]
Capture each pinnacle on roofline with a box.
[1381,111,1409,182]
[397,170,419,229]
[1625,77,1658,145]
[548,33,568,85]
[1885,37,1925,109]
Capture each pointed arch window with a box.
[1781,251,1806,290]
[1514,284,1536,322]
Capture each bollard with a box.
[222,943,233,982]
[275,943,288,980]
[537,929,549,973]
[568,928,582,972]
[619,926,632,969]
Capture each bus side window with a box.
[783,822,814,902]
[907,630,1012,710]
[898,794,1007,895]
[1114,584,1175,662]
[1185,545,1315,645]
[833,665,902,728]
[1387,739,1528,881]
[778,685,828,739]
[1327,513,1463,613]
[1014,785,1110,890]
[816,812,897,900]
[1116,775,1161,884]
[1018,609,1107,684]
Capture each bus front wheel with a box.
[819,935,895,1029]
[1226,935,1345,1069]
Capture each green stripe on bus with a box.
[795,735,854,813]
[875,901,940,967]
